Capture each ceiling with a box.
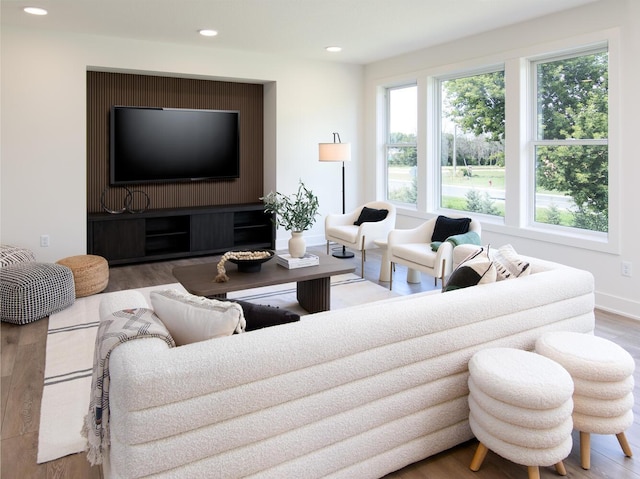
[1,0,599,64]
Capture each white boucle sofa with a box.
[103,255,595,479]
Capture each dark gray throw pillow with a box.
[431,215,471,242]
[224,299,300,331]
[354,207,389,226]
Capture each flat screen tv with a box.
[110,106,240,185]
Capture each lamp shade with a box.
[319,142,351,162]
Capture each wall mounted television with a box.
[110,106,240,185]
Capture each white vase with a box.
[288,231,306,258]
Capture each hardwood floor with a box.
[1,245,638,478]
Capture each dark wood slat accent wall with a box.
[87,71,264,213]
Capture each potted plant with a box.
[261,181,320,258]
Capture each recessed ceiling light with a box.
[24,6,48,15]
[325,46,342,53]
[199,29,218,37]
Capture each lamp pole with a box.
[318,132,354,258]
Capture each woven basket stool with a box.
[0,262,75,324]
[56,254,108,298]
[468,348,574,479]
[536,331,634,470]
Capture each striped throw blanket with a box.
[82,308,175,465]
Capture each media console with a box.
[87,203,274,265]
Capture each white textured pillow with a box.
[150,289,246,346]
[493,244,531,281]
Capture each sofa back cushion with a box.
[150,289,246,346]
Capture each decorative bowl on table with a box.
[227,250,275,273]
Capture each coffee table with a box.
[172,253,356,313]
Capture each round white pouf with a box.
[468,348,574,479]
[536,331,635,469]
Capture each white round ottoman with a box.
[468,348,574,479]
[536,331,634,469]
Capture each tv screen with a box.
[110,106,240,185]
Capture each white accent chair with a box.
[388,214,481,289]
[325,201,397,277]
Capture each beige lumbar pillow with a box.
[493,244,531,281]
[150,289,246,346]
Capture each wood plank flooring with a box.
[1,245,639,478]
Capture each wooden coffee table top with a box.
[172,252,356,297]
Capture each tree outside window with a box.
[534,50,608,233]
[440,70,505,216]
[386,85,417,205]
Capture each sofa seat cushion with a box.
[150,289,246,346]
[326,225,359,243]
[392,243,437,268]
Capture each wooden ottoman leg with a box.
[527,466,540,479]
[555,461,567,476]
[580,431,591,469]
[469,442,488,471]
[617,432,633,457]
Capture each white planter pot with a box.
[288,231,306,258]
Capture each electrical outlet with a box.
[621,261,632,277]
[40,235,50,247]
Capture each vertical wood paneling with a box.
[86,72,264,213]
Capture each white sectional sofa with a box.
[103,254,595,478]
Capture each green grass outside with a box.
[388,165,560,195]
[442,196,574,226]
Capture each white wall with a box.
[364,0,640,319]
[0,27,362,261]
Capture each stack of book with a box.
[276,253,320,269]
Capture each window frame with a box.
[384,83,418,207]
[373,29,620,254]
[435,65,506,219]
[528,45,610,239]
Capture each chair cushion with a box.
[393,244,437,268]
[444,247,496,291]
[431,216,471,242]
[326,225,359,243]
[354,206,388,226]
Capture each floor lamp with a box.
[319,132,354,259]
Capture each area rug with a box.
[37,273,398,463]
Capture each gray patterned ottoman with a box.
[0,262,75,324]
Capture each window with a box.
[532,48,608,233]
[385,85,417,205]
[439,70,505,216]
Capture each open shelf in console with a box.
[145,216,190,256]
[88,204,275,265]
[233,209,274,248]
